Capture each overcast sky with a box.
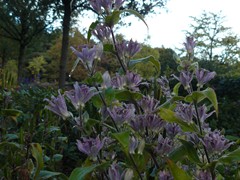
[78,0,240,50]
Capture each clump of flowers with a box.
[43,1,239,179]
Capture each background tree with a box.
[185,11,240,63]
[0,0,54,82]
[53,0,168,88]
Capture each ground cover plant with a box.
[1,0,240,179]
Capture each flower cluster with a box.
[43,3,236,178]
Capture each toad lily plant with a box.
[44,1,240,179]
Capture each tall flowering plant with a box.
[44,1,240,179]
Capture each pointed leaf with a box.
[184,91,205,103]
[115,90,142,101]
[159,108,199,133]
[178,139,202,164]
[173,82,181,96]
[112,131,130,153]
[87,21,99,42]
[202,88,218,116]
[31,143,44,180]
[69,165,98,180]
[129,56,160,75]
[121,9,148,29]
[218,148,240,164]
[167,159,192,180]
[38,170,68,180]
[69,163,109,180]
[105,10,121,27]
[69,58,80,78]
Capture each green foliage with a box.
[186,11,240,63]
[0,60,18,89]
[27,56,47,80]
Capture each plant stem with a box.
[94,85,119,132]
[129,153,143,180]
[110,28,127,73]
[97,155,110,180]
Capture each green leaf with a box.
[167,159,192,180]
[31,143,44,180]
[159,108,199,133]
[84,72,103,85]
[169,145,187,162]
[121,9,148,29]
[129,56,160,75]
[173,82,181,96]
[38,170,68,180]
[4,134,18,141]
[115,90,142,101]
[112,131,130,153]
[178,139,202,164]
[91,95,103,108]
[69,58,80,78]
[1,109,22,122]
[87,21,99,42]
[69,163,108,180]
[160,96,184,109]
[52,154,63,162]
[218,148,240,164]
[104,43,115,54]
[202,88,218,116]
[105,10,121,27]
[105,88,116,105]
[0,142,21,151]
[184,91,205,103]
[46,126,60,133]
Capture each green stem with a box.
[94,85,119,132]
[129,153,143,180]
[110,28,127,73]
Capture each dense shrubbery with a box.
[1,1,240,179]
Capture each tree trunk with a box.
[59,0,72,88]
[17,43,26,83]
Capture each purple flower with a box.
[114,0,125,9]
[196,170,212,180]
[165,123,181,138]
[65,83,98,110]
[107,104,135,124]
[116,39,141,60]
[92,24,111,42]
[112,74,126,89]
[102,71,112,89]
[193,105,215,123]
[70,44,103,71]
[158,170,173,180]
[129,136,138,154]
[138,95,160,114]
[157,76,172,99]
[184,37,196,55]
[144,114,166,131]
[89,0,102,14]
[175,103,194,123]
[130,115,144,132]
[173,71,193,90]
[44,90,72,120]
[101,0,113,14]
[195,68,216,87]
[155,135,173,156]
[125,71,142,91]
[202,130,232,154]
[70,46,95,70]
[130,114,165,132]
[108,163,127,180]
[76,135,105,157]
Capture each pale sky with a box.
[78,0,240,49]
